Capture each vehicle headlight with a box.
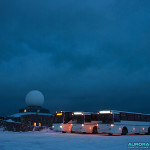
[111,124,115,127]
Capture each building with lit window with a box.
[4,90,53,132]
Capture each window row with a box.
[119,113,150,122]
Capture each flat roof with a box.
[73,112,96,115]
[10,112,53,118]
[99,110,150,115]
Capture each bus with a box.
[52,111,72,133]
[97,110,150,135]
[71,112,98,134]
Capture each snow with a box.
[5,119,16,123]
[0,130,149,150]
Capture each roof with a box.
[5,119,21,124]
[10,112,53,118]
[73,112,96,115]
[56,111,72,113]
[99,110,150,115]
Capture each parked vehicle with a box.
[97,110,150,135]
[71,112,98,134]
[52,111,72,133]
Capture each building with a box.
[4,90,53,132]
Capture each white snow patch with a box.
[0,131,149,150]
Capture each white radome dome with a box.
[25,90,44,107]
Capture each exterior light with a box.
[24,109,27,113]
[82,124,84,127]
[34,122,36,126]
[60,126,62,128]
[119,128,121,130]
[142,128,145,130]
[99,111,111,114]
[133,128,135,130]
[39,123,41,126]
[96,124,98,127]
[74,112,83,115]
[57,113,63,116]
[111,124,115,127]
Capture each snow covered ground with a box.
[0,130,150,150]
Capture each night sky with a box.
[0,0,150,116]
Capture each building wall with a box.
[4,114,53,132]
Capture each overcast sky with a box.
[0,0,150,116]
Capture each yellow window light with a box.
[24,109,26,112]
[111,124,115,127]
[39,123,41,126]
[34,122,36,126]
[57,113,63,116]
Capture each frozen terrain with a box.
[0,130,150,150]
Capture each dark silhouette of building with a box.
[4,90,53,132]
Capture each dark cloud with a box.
[0,0,150,116]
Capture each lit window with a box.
[34,122,36,126]
[24,109,26,112]
[39,123,41,126]
[57,113,63,116]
